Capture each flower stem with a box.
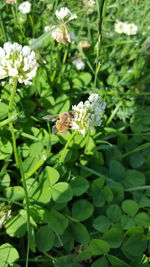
[11,6,17,28]
[8,77,19,169]
[58,130,77,164]
[0,11,7,42]
[0,113,18,128]
[29,14,35,37]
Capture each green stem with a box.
[0,156,11,178]
[18,151,30,267]
[0,10,7,42]
[11,5,27,40]
[76,163,118,185]
[11,6,17,28]
[8,78,19,168]
[43,252,56,262]
[125,185,150,192]
[30,30,55,50]
[0,113,18,128]
[58,131,77,164]
[94,0,106,88]
[62,46,68,64]
[29,14,34,37]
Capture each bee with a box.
[43,112,74,134]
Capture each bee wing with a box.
[52,125,58,134]
[43,114,59,122]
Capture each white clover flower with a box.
[83,0,95,7]
[50,25,75,44]
[0,42,38,85]
[18,1,31,14]
[6,0,16,4]
[83,0,95,14]
[72,58,85,70]
[123,23,138,35]
[55,7,77,21]
[71,93,106,135]
[114,20,138,35]
[45,25,75,44]
[114,20,126,34]
[44,7,76,45]
[78,40,91,50]
[46,4,53,11]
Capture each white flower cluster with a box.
[0,42,38,85]
[55,7,77,21]
[44,7,77,44]
[114,20,138,35]
[18,1,31,14]
[72,58,85,70]
[83,0,95,14]
[71,94,106,135]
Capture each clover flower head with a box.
[0,42,38,85]
[71,93,106,135]
[72,58,85,70]
[6,0,16,4]
[114,20,138,35]
[49,25,75,44]
[46,4,53,11]
[78,40,91,50]
[44,7,76,44]
[18,1,31,14]
[114,20,125,34]
[55,7,77,21]
[123,23,138,35]
[83,0,95,14]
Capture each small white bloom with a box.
[114,20,125,34]
[83,0,95,14]
[83,0,95,7]
[78,40,91,50]
[46,24,75,44]
[71,93,106,135]
[18,1,31,14]
[123,23,138,35]
[114,20,138,35]
[0,42,38,85]
[72,58,85,70]
[46,4,53,11]
[44,7,76,45]
[50,25,74,44]
[55,7,77,21]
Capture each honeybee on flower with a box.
[43,112,74,135]
[43,94,106,136]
